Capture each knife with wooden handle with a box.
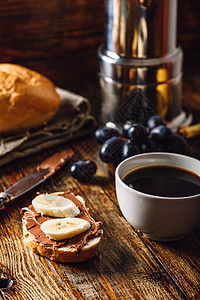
[0,149,74,209]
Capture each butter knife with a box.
[0,149,74,209]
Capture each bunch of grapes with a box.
[95,115,189,166]
[70,115,189,183]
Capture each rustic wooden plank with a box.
[64,140,187,299]
[70,137,200,299]
[140,232,200,300]
[0,0,199,63]
[0,0,198,298]
[0,144,186,299]
[0,0,199,93]
[0,0,104,61]
[0,0,104,97]
[0,152,80,299]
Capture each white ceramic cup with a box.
[115,152,200,241]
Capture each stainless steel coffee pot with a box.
[98,0,183,123]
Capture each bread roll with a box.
[0,63,60,135]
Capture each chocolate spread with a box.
[21,191,103,253]
[37,149,74,178]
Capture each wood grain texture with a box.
[141,233,200,299]
[0,1,199,298]
[0,0,199,91]
[0,0,104,91]
[0,0,104,60]
[0,143,192,300]
[70,138,200,300]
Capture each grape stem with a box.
[179,123,200,139]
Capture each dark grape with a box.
[99,136,124,166]
[122,140,141,160]
[94,127,120,144]
[165,134,189,154]
[70,160,97,183]
[127,123,147,142]
[122,121,135,138]
[150,125,172,144]
[147,115,166,131]
[141,137,161,153]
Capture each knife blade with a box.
[0,149,74,209]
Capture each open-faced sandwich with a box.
[21,191,103,262]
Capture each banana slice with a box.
[40,218,91,240]
[32,194,80,218]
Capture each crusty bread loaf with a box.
[21,191,103,262]
[0,63,60,135]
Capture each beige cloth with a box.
[0,88,97,166]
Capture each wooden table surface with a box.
[0,1,200,297]
[0,100,199,300]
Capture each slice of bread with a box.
[21,191,103,262]
[23,225,101,262]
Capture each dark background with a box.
[0,0,199,116]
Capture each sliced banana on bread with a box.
[21,191,103,262]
